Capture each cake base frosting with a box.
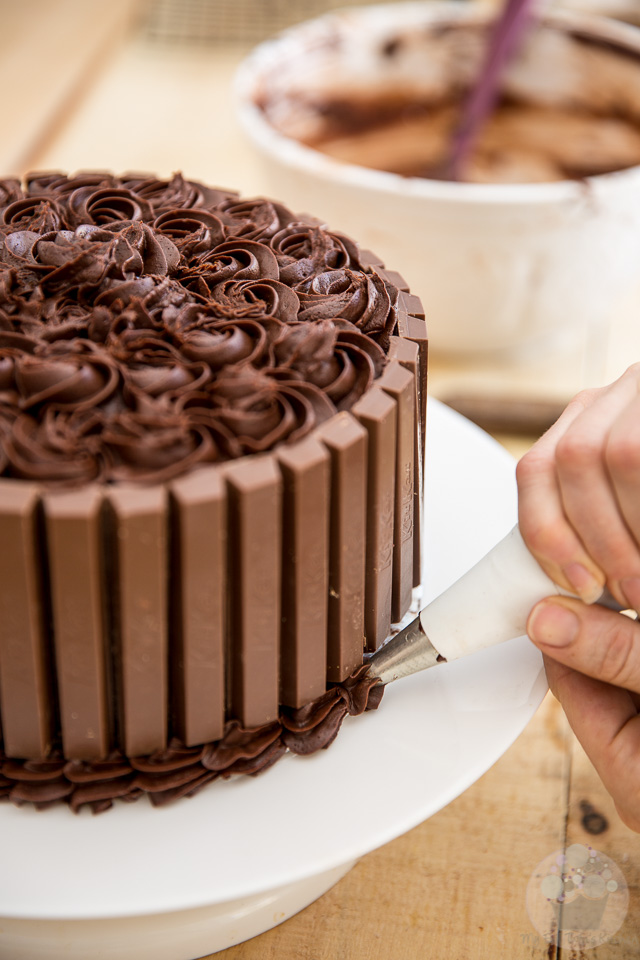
[0,666,382,814]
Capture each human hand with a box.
[526,598,640,831]
[516,363,640,831]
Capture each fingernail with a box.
[528,601,580,648]
[620,577,640,613]
[563,562,603,605]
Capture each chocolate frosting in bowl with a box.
[247,9,640,184]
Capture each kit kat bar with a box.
[0,480,53,758]
[358,248,386,270]
[379,362,415,623]
[317,413,367,682]
[170,467,226,747]
[396,307,428,463]
[352,387,397,652]
[398,290,425,321]
[359,251,428,448]
[224,456,282,728]
[389,335,422,588]
[107,485,168,758]
[378,268,410,292]
[377,266,428,455]
[277,438,330,708]
[44,486,111,760]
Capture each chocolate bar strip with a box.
[379,267,409,294]
[277,438,330,708]
[170,467,226,747]
[399,290,425,323]
[378,362,416,623]
[396,298,428,590]
[224,456,282,728]
[44,486,111,760]
[107,485,168,758]
[396,305,428,470]
[353,386,397,651]
[389,335,423,588]
[0,480,53,758]
[358,258,427,524]
[358,248,385,270]
[370,259,427,524]
[317,413,367,682]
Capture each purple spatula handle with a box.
[447,0,537,181]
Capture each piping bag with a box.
[366,525,626,685]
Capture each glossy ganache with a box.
[0,172,397,485]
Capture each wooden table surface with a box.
[6,6,640,956]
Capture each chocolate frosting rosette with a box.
[216,195,296,240]
[274,317,386,409]
[153,208,226,258]
[297,267,398,348]
[271,221,362,285]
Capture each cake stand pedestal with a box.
[0,861,355,960]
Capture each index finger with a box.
[517,388,606,601]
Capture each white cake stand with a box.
[0,399,546,960]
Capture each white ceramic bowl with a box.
[236,2,640,358]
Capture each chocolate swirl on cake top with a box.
[0,172,398,486]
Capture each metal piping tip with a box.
[366,615,444,685]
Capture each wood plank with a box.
[561,736,640,958]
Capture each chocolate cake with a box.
[0,172,427,813]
